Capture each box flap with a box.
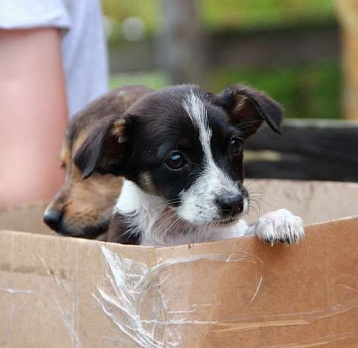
[244,179,358,224]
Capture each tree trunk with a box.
[336,0,358,120]
[158,0,205,85]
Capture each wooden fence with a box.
[246,120,358,182]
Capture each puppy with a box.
[75,84,304,246]
[43,85,153,239]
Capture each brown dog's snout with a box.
[43,209,64,231]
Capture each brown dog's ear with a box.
[74,117,129,179]
[214,84,283,137]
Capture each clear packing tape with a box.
[96,247,265,347]
[93,242,358,348]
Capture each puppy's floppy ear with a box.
[74,116,129,179]
[214,84,283,137]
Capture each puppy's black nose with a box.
[43,209,63,230]
[216,194,244,217]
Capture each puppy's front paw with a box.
[254,209,304,246]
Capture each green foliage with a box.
[207,60,341,119]
[102,0,335,31]
[110,71,167,90]
[202,0,335,29]
[110,60,341,119]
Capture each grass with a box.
[110,71,168,90]
[110,60,341,119]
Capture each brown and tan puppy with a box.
[43,85,153,239]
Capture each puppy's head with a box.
[75,84,282,227]
[43,86,152,238]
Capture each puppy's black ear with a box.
[214,84,283,137]
[74,117,129,179]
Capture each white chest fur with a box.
[114,180,251,246]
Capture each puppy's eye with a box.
[165,151,186,170]
[229,138,243,154]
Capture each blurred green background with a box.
[103,0,340,120]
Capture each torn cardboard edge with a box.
[1,179,358,347]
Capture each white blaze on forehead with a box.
[183,91,212,159]
[180,92,243,225]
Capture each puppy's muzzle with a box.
[43,209,64,231]
[215,194,244,218]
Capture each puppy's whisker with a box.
[247,187,283,207]
[249,202,261,219]
[251,195,276,212]
[153,199,181,212]
[160,216,185,240]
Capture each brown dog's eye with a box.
[229,138,243,154]
[165,151,186,170]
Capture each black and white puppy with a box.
[75,84,304,246]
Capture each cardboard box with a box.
[1,180,358,347]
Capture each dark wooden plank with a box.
[245,120,358,181]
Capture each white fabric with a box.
[0,0,109,117]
